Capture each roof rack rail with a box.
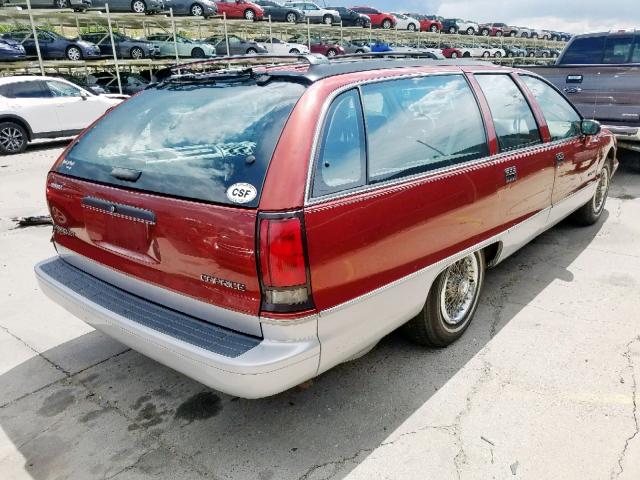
[155,53,328,81]
[332,52,441,61]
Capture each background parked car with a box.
[89,72,148,95]
[440,45,462,58]
[284,2,340,25]
[450,19,479,35]
[204,34,267,55]
[332,39,370,54]
[254,0,304,23]
[479,23,506,36]
[80,31,158,59]
[145,34,216,58]
[516,26,534,38]
[0,76,121,154]
[289,35,344,56]
[2,0,91,10]
[168,0,218,17]
[91,0,165,14]
[254,36,308,54]
[350,6,395,29]
[0,38,26,60]
[404,13,442,32]
[326,6,370,27]
[390,13,420,32]
[2,30,100,60]
[52,74,109,95]
[215,0,264,20]
[504,45,527,57]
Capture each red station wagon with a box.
[36,55,616,398]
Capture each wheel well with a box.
[483,242,502,268]
[605,148,616,171]
[0,115,32,141]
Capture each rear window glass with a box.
[560,36,605,64]
[603,36,633,64]
[58,80,305,207]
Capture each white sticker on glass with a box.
[226,183,257,204]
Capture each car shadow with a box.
[0,179,623,479]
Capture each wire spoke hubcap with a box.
[440,254,479,326]
[0,127,24,152]
[593,168,609,213]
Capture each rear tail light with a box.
[258,211,314,313]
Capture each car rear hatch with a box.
[47,75,307,337]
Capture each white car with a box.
[283,2,340,25]
[458,45,506,58]
[0,76,122,155]
[391,13,420,31]
[454,19,479,35]
[517,26,534,38]
[254,37,309,54]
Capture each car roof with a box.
[0,75,72,86]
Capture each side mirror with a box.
[581,119,601,136]
[80,90,89,101]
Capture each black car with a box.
[326,6,370,27]
[52,74,109,95]
[2,30,101,60]
[90,72,148,95]
[441,18,458,34]
[0,38,26,60]
[253,0,304,23]
[80,32,158,59]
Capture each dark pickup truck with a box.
[530,31,640,153]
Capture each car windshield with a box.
[58,80,306,207]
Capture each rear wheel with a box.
[130,46,145,59]
[289,48,300,54]
[481,28,489,36]
[542,51,549,58]
[462,51,470,57]
[510,31,517,37]
[285,11,297,23]
[190,3,203,16]
[403,251,485,347]
[466,27,474,35]
[493,51,502,58]
[496,31,503,37]
[0,122,27,155]
[54,0,68,7]
[408,23,416,32]
[448,26,456,34]
[521,32,528,38]
[131,0,146,13]
[528,51,535,57]
[66,46,82,60]
[382,18,392,29]
[450,51,458,58]
[355,49,364,53]
[246,47,257,54]
[430,24,438,33]
[482,51,490,57]
[323,14,333,25]
[572,164,610,225]
[326,48,337,57]
[244,8,256,20]
[191,47,205,58]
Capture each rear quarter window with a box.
[58,80,306,207]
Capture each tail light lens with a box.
[258,212,314,313]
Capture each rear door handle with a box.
[504,166,517,184]
[556,152,565,164]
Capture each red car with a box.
[406,13,443,33]
[37,57,616,399]
[290,36,345,57]
[215,0,264,20]
[441,46,462,58]
[350,6,396,29]
[480,22,506,37]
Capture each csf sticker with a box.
[226,183,257,204]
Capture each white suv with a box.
[0,76,122,155]
[284,2,340,25]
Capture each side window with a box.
[560,36,605,64]
[632,36,640,63]
[520,75,582,141]
[312,89,366,197]
[475,74,541,151]
[45,80,83,97]
[361,75,488,183]
[11,81,50,98]
[603,36,633,64]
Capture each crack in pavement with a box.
[612,335,640,479]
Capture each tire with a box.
[66,46,82,60]
[54,0,68,7]
[402,250,485,347]
[246,47,257,54]
[510,31,517,37]
[482,51,490,58]
[244,8,256,20]
[494,51,502,58]
[355,49,364,54]
[521,32,528,38]
[326,48,337,57]
[466,27,474,35]
[0,122,27,155]
[382,18,392,29]
[190,3,203,16]
[323,14,333,25]
[289,48,300,54]
[496,31,503,37]
[462,51,470,58]
[448,26,457,34]
[285,11,297,23]
[572,164,611,226]
[131,0,146,13]
[430,25,438,33]
[130,46,145,59]
[191,47,205,58]
[507,52,514,57]
[450,52,458,58]
[481,28,489,36]
[408,23,416,32]
[528,52,535,57]
[542,52,549,58]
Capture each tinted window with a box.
[361,75,488,183]
[475,74,541,151]
[59,81,306,207]
[632,36,640,63]
[521,76,581,141]
[603,36,633,64]
[11,81,49,98]
[560,36,605,64]
[312,89,366,197]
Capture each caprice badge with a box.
[201,274,247,292]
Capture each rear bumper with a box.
[603,125,640,152]
[35,257,320,398]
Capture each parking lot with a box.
[0,143,637,479]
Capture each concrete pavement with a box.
[0,142,639,479]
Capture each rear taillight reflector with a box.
[258,212,313,313]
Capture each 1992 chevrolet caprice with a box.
[35,55,616,398]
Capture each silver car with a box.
[144,34,216,58]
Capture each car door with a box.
[4,80,56,135]
[519,74,601,206]
[43,80,110,132]
[473,73,555,230]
